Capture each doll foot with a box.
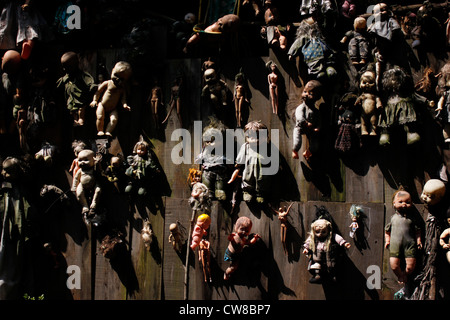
[406,132,420,145]
[138,187,147,196]
[97,131,105,136]
[379,133,390,146]
[21,41,33,60]
[309,275,322,284]
[256,196,265,203]
[303,149,312,162]
[243,192,252,202]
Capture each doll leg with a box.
[443,123,450,143]
[404,257,416,280]
[224,261,239,280]
[21,39,35,60]
[176,99,182,127]
[78,106,85,126]
[389,257,406,283]
[76,184,90,215]
[95,103,106,135]
[105,109,118,135]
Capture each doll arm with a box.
[416,229,423,250]
[440,229,450,249]
[228,167,241,184]
[121,90,131,111]
[437,95,444,111]
[90,81,108,107]
[250,233,260,244]
[376,96,383,109]
[384,230,391,249]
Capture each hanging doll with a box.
[303,217,351,284]
[273,203,293,255]
[287,16,337,82]
[125,137,160,196]
[439,209,450,264]
[228,121,272,203]
[266,60,279,115]
[162,75,183,127]
[168,222,184,253]
[199,239,212,282]
[348,204,363,239]
[56,52,96,127]
[141,219,153,250]
[148,79,163,129]
[378,66,422,146]
[385,189,422,292]
[436,62,450,143]
[354,70,382,136]
[72,149,102,220]
[195,119,230,201]
[187,168,212,214]
[334,109,360,154]
[340,16,370,67]
[190,213,211,251]
[90,61,132,137]
[104,155,126,192]
[224,216,260,280]
[233,69,250,128]
[0,0,51,60]
[202,67,230,112]
[292,80,322,162]
[69,140,87,191]
[260,0,287,51]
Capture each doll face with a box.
[1,159,19,181]
[136,145,147,157]
[184,13,196,24]
[420,180,445,205]
[204,68,217,85]
[393,192,412,213]
[236,224,251,238]
[302,83,319,104]
[360,72,376,91]
[199,218,211,230]
[78,150,95,170]
[313,222,330,240]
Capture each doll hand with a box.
[90,101,97,108]
[344,242,351,249]
[417,241,423,250]
[443,244,450,250]
[292,150,299,159]
[123,104,131,111]
[302,248,309,255]
[385,242,390,249]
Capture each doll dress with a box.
[378,95,417,128]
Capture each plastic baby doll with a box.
[202,68,230,111]
[90,61,132,136]
[56,52,96,126]
[354,70,382,136]
[183,14,240,54]
[436,62,450,143]
[125,137,160,196]
[385,189,422,284]
[292,80,322,162]
[187,168,212,214]
[439,209,450,264]
[303,218,351,283]
[224,216,260,280]
[420,179,446,207]
[72,149,101,219]
[266,60,279,114]
[234,70,250,128]
[168,222,183,253]
[141,219,153,249]
[69,140,87,191]
[190,213,211,250]
[341,16,370,67]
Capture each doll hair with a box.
[295,18,323,40]
[112,61,132,80]
[391,186,410,206]
[349,204,363,219]
[187,168,202,185]
[132,136,150,154]
[265,60,278,72]
[72,140,87,156]
[197,213,211,224]
[309,219,332,252]
[234,216,252,232]
[437,62,450,94]
[382,66,414,96]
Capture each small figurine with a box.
[148,79,164,129]
[199,239,212,282]
[56,52,96,126]
[125,137,160,196]
[141,219,153,250]
[90,61,132,136]
[229,121,272,203]
[190,213,211,251]
[303,218,351,283]
[292,80,322,162]
[436,62,450,143]
[187,168,212,213]
[348,204,363,238]
[273,203,293,255]
[162,75,183,127]
[233,69,250,128]
[224,216,260,280]
[340,16,370,67]
[266,60,279,114]
[72,149,102,219]
[168,222,184,253]
[385,189,422,286]
[354,70,382,136]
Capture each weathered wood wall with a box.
[21,25,449,301]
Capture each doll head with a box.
[77,149,96,171]
[1,50,22,75]
[382,66,414,97]
[353,16,366,32]
[309,219,332,251]
[438,62,450,91]
[196,214,211,230]
[169,222,180,234]
[60,52,79,75]
[244,120,268,145]
[373,3,389,20]
[234,216,253,238]
[184,13,196,25]
[1,157,26,182]
[204,68,219,86]
[72,140,87,157]
[420,179,446,206]
[133,137,150,156]
[111,61,132,88]
[392,189,412,214]
[216,14,240,34]
[301,80,322,105]
[360,70,377,93]
[349,204,362,221]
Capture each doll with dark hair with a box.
[292,80,322,161]
[125,137,160,197]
